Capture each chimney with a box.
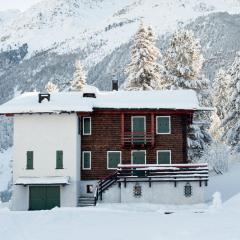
[112,80,118,91]
[38,93,50,103]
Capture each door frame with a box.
[131,150,147,165]
[131,116,146,133]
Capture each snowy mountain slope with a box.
[1,0,240,64]
[0,10,20,29]
[87,12,240,89]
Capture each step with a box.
[78,203,96,207]
[78,196,96,207]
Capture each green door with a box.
[132,117,145,144]
[29,186,60,210]
[132,151,146,176]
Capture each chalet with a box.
[0,85,210,210]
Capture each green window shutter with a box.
[83,152,91,169]
[27,151,33,169]
[83,118,91,135]
[157,151,171,164]
[108,152,121,169]
[56,151,63,169]
[157,117,170,134]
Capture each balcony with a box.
[117,163,209,186]
[123,132,155,148]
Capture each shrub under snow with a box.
[199,141,230,173]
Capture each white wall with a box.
[12,114,80,210]
[99,181,206,205]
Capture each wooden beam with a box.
[91,109,195,115]
[121,112,124,147]
[151,113,155,146]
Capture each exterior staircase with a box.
[78,196,96,207]
[78,171,118,207]
[98,172,118,201]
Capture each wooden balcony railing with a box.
[123,132,155,147]
[117,163,209,186]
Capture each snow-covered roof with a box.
[15,176,70,185]
[0,89,211,114]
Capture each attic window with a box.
[38,93,50,103]
[83,93,96,98]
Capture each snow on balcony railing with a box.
[117,164,208,183]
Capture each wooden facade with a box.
[79,109,193,180]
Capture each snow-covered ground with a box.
[0,194,240,240]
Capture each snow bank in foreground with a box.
[0,196,240,240]
[222,193,240,213]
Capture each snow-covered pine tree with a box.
[163,30,208,89]
[210,69,231,141]
[222,52,240,151]
[123,23,166,90]
[45,81,59,93]
[213,69,231,121]
[71,60,86,91]
[163,29,211,161]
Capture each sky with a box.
[0,0,43,11]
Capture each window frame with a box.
[26,151,34,170]
[156,150,172,164]
[56,150,63,169]
[83,117,92,135]
[131,150,146,165]
[107,151,122,170]
[82,151,91,170]
[156,116,171,135]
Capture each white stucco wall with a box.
[12,114,80,210]
[99,181,206,205]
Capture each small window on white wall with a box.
[87,185,94,193]
[82,151,91,170]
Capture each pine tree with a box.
[164,29,211,161]
[222,52,240,151]
[213,69,231,120]
[123,23,166,90]
[163,30,208,90]
[71,60,86,91]
[210,69,231,141]
[45,82,59,93]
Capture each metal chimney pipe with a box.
[112,80,118,91]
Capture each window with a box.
[157,150,171,164]
[107,151,121,169]
[131,116,146,144]
[83,151,91,170]
[131,150,146,165]
[26,151,33,169]
[87,185,94,194]
[56,151,63,169]
[83,117,91,135]
[156,116,171,134]
[184,183,192,197]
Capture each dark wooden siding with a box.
[80,111,189,180]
